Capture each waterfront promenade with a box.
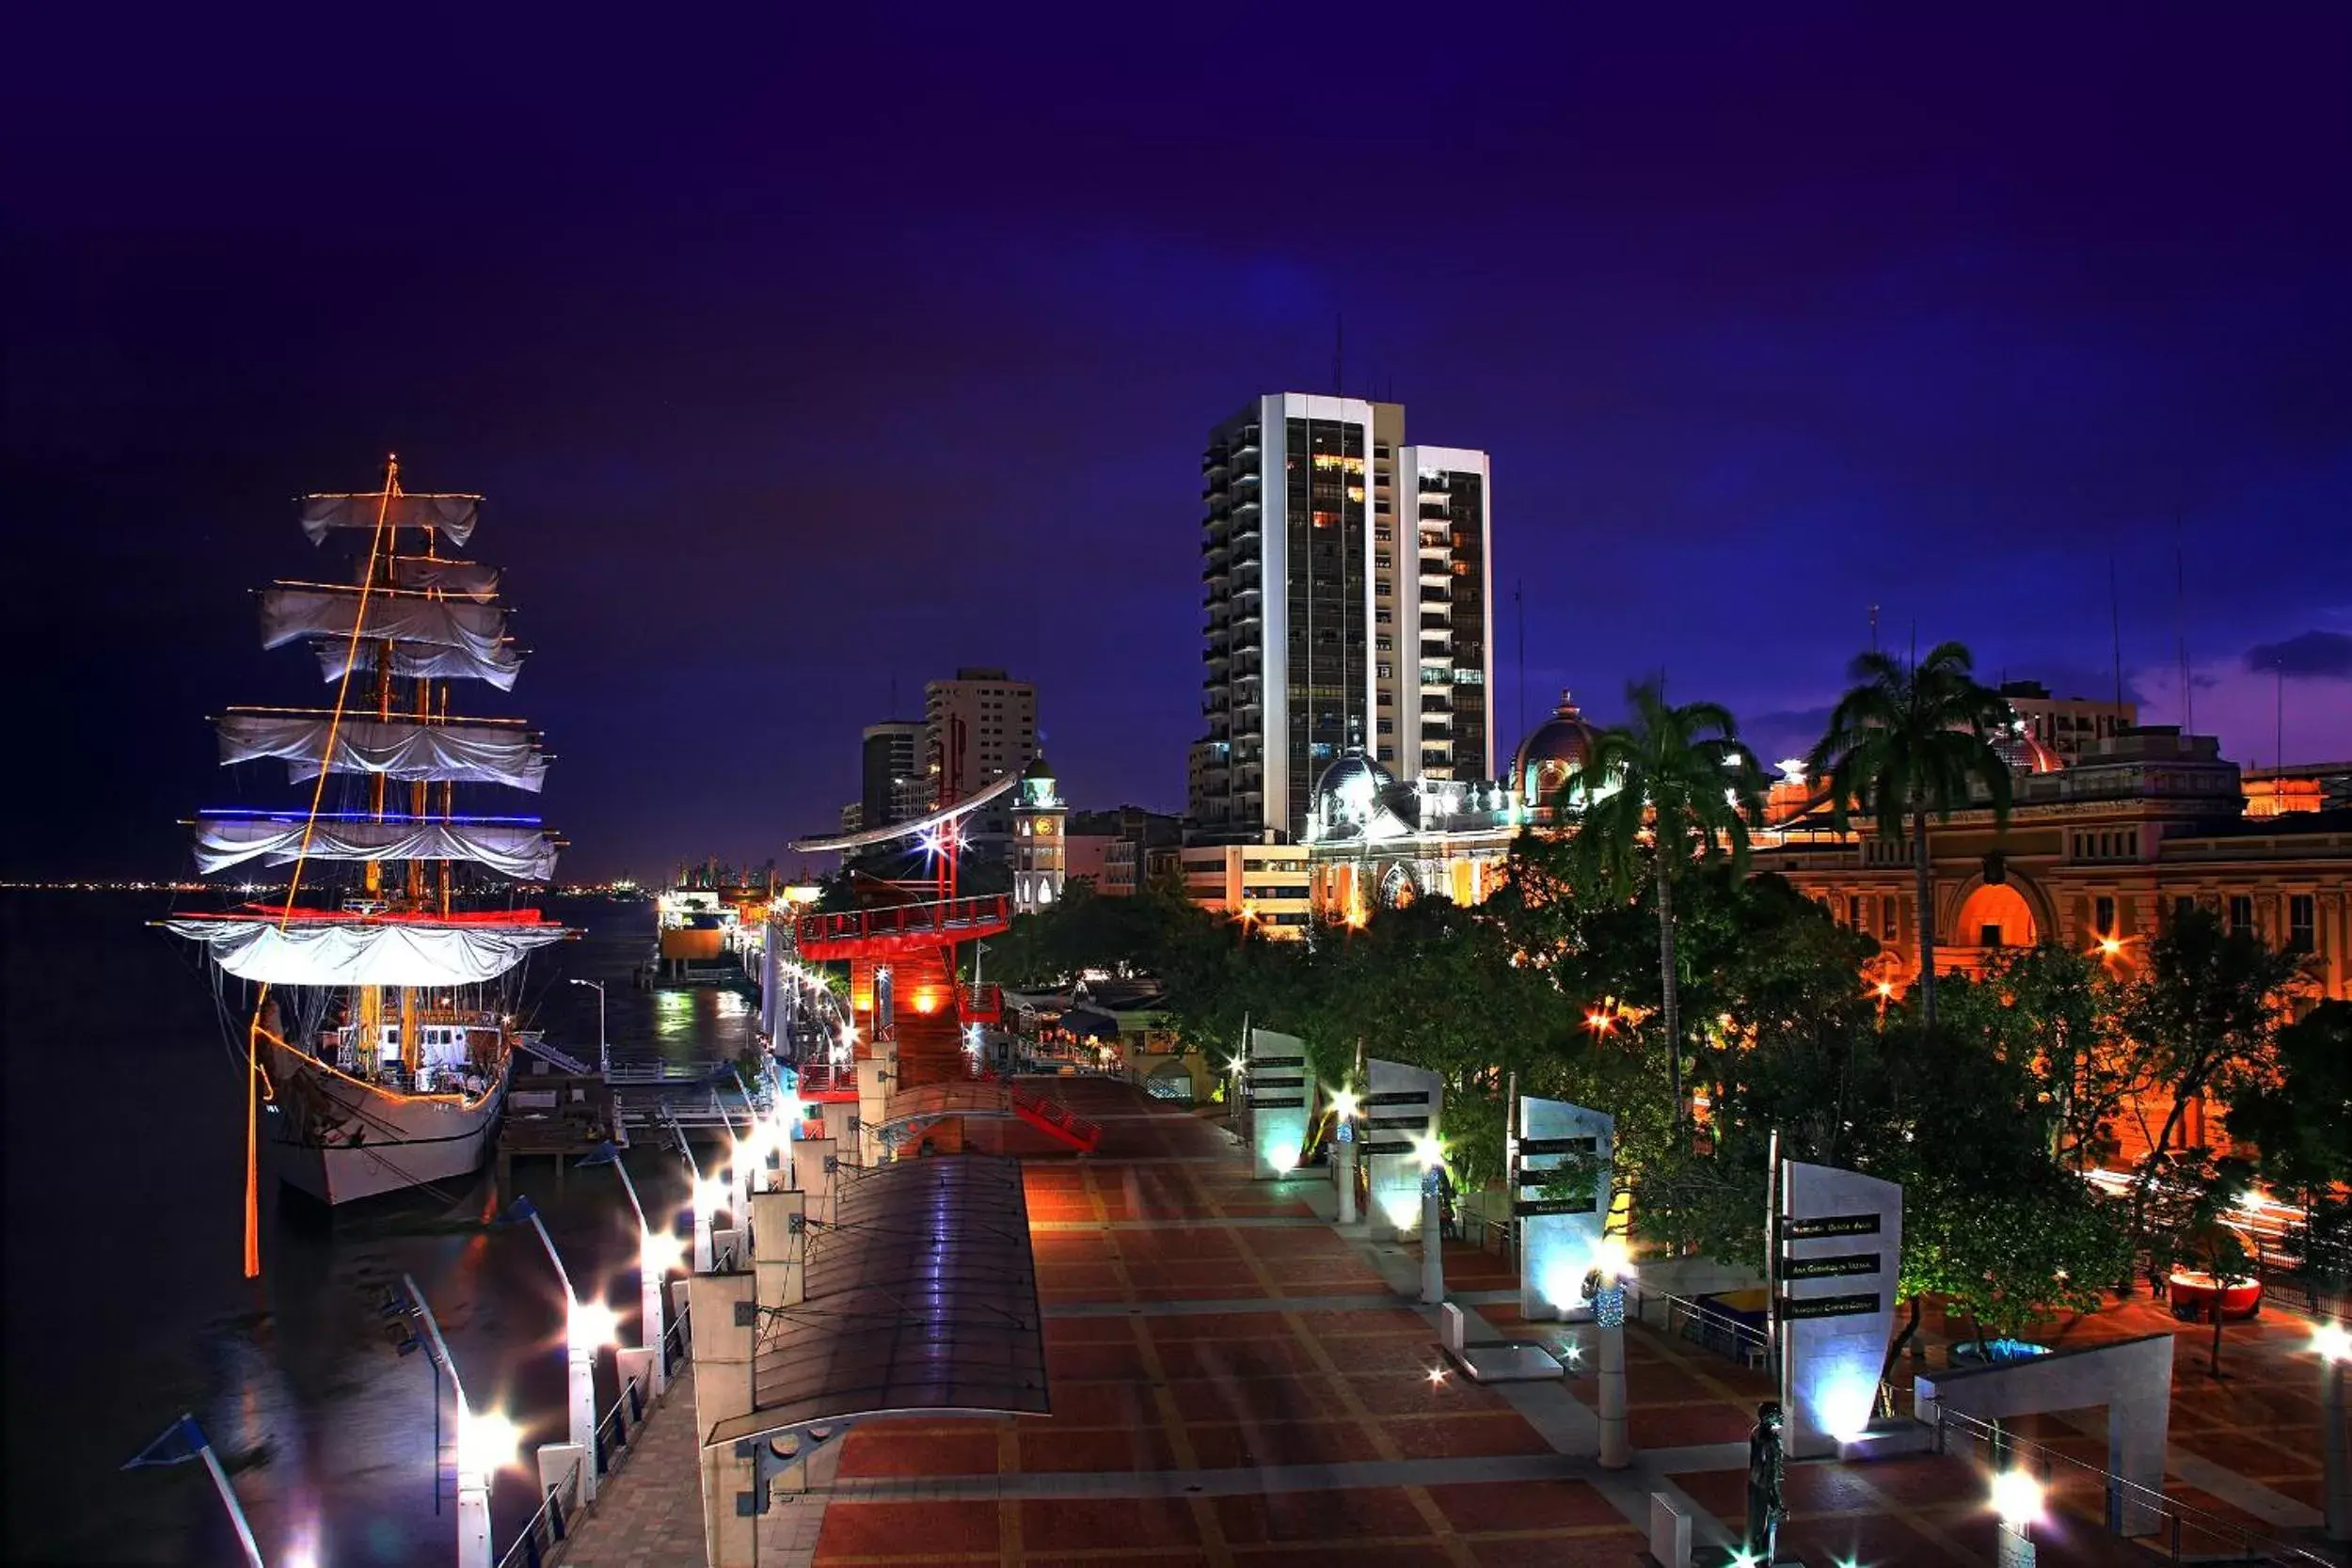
[561,1076,2341,1568]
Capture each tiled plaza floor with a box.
[567,1076,2351,1568]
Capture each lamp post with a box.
[403,1273,516,1568]
[666,1106,715,1273]
[566,977,608,1074]
[2316,1321,2352,1540]
[1588,1235,1631,1470]
[577,1141,681,1395]
[1330,1086,1359,1226]
[1992,1466,2042,1566]
[1415,1132,1447,1306]
[510,1197,617,1503]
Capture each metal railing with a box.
[495,1296,694,1568]
[494,1449,581,1568]
[795,895,1010,950]
[1626,1282,1772,1371]
[1926,1403,2343,1565]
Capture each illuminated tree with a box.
[1806,641,2011,1026]
[1556,680,1767,1131]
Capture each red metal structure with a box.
[792,878,1096,1154]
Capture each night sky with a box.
[8,5,2348,882]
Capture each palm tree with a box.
[1559,680,1766,1128]
[1806,642,2012,1027]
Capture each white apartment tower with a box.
[926,666,1038,855]
[1191,396,1494,838]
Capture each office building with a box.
[927,666,1039,858]
[1997,680,2137,765]
[1192,394,1493,839]
[859,720,927,832]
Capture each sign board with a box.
[1246,1028,1311,1181]
[1363,1057,1441,1236]
[1777,1159,1901,1458]
[1517,1097,1613,1323]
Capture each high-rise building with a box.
[1391,445,1494,782]
[1192,395,1494,839]
[859,720,927,831]
[926,666,1039,856]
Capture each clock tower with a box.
[1011,754,1067,915]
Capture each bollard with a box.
[1336,1134,1359,1226]
[1597,1284,1629,1468]
[1420,1170,1446,1306]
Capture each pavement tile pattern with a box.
[563,1074,2349,1568]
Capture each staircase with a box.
[1006,1081,1101,1153]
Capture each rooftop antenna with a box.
[1516,579,1527,745]
[2173,511,2192,733]
[2106,552,2124,709]
[1869,604,1879,653]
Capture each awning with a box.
[708,1154,1045,1448]
[1063,1008,1120,1040]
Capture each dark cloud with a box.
[2246,631,2352,680]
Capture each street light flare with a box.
[570,1298,621,1350]
[642,1227,687,1275]
[456,1404,522,1473]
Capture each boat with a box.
[163,459,576,1231]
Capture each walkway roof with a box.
[708,1152,1046,1449]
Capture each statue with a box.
[1745,1401,1786,1560]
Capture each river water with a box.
[0,892,748,1564]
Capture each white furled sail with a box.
[194,816,558,879]
[164,913,565,987]
[389,556,500,599]
[261,585,509,661]
[216,713,548,791]
[311,636,523,690]
[301,492,480,547]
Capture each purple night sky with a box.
[7,5,2348,880]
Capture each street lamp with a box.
[665,1105,715,1273]
[400,1272,516,1568]
[2315,1321,2352,1539]
[577,1140,680,1395]
[1993,1466,2043,1562]
[1587,1235,1632,1470]
[566,977,608,1074]
[509,1197,618,1503]
[1415,1132,1448,1307]
[1328,1085,1360,1226]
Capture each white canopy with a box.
[389,556,500,599]
[216,713,548,792]
[193,816,557,879]
[164,915,565,987]
[301,492,480,547]
[261,586,510,665]
[311,636,522,690]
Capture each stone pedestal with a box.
[752,1188,807,1314]
[691,1271,758,1568]
[793,1138,839,1228]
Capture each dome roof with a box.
[1314,750,1397,807]
[1021,752,1056,781]
[1513,689,1602,802]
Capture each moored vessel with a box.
[163,461,577,1241]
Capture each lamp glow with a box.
[2313,1322,2352,1363]
[693,1177,726,1217]
[1267,1143,1300,1175]
[456,1405,521,1473]
[1426,1365,1449,1386]
[1592,1234,1632,1280]
[1412,1132,1446,1170]
[1328,1086,1359,1120]
[1991,1468,2042,1528]
[569,1298,621,1350]
[641,1228,686,1275]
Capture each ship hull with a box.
[265,1046,510,1206]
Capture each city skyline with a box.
[8,7,2350,880]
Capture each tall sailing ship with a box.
[166,461,576,1215]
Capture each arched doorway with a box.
[1953,881,2038,951]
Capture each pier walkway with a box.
[554,1077,2339,1568]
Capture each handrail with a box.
[493,1449,580,1568]
[795,894,1010,949]
[1928,1403,2340,1565]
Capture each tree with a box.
[1558,680,1766,1131]
[1806,641,2012,1026]
[1935,945,2130,1168]
[2222,1001,2352,1283]
[2139,1148,2259,1376]
[2118,906,2304,1256]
